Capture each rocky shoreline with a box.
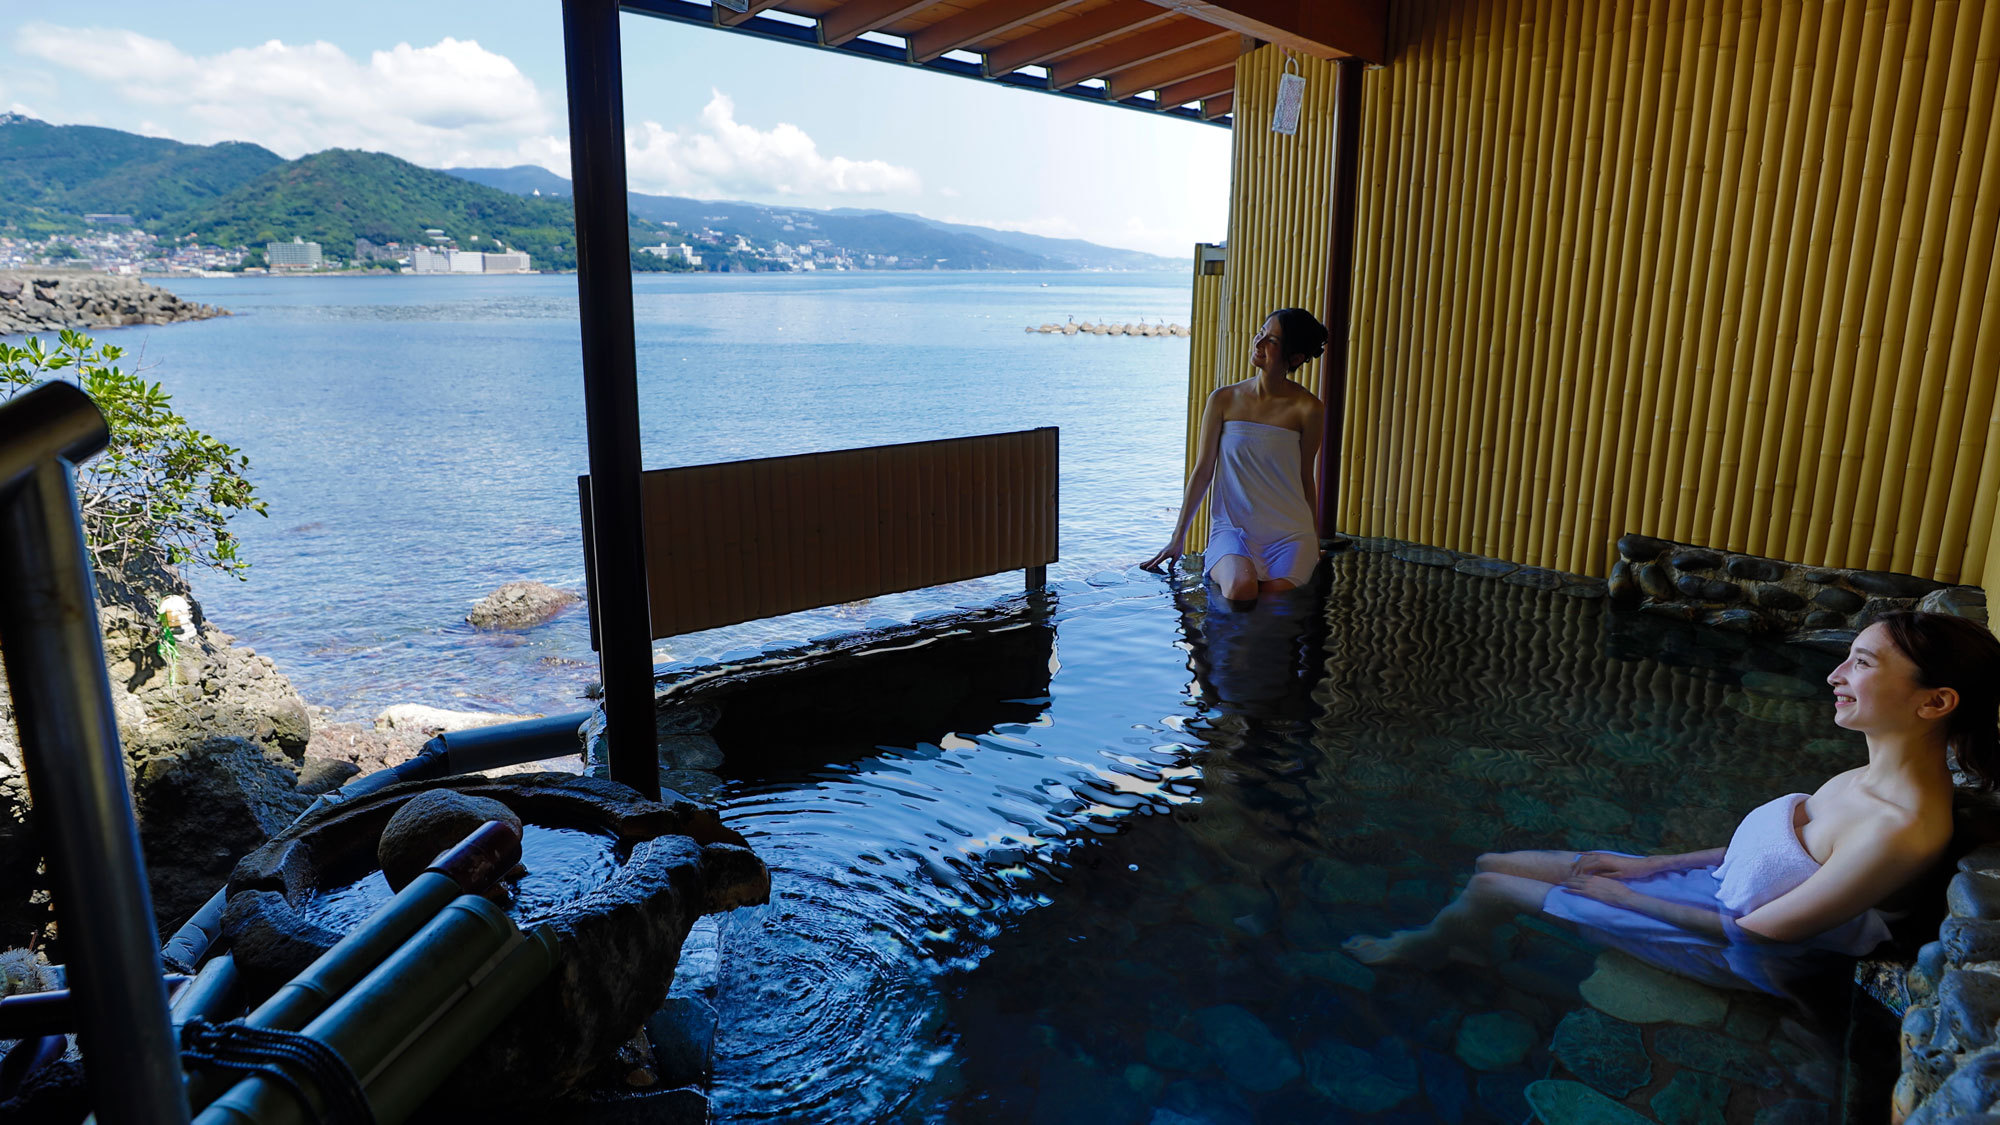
[0,566,569,946]
[0,270,228,336]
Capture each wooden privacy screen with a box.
[580,428,1058,642]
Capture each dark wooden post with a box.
[562,0,659,800]
[1318,58,1364,539]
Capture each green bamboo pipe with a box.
[361,926,558,1124]
[193,895,515,1125]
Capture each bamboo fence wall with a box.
[1182,46,1343,553]
[1340,0,2000,584]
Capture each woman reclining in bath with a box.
[1141,308,1328,608]
[1343,611,1999,988]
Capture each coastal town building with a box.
[639,242,701,267]
[264,238,323,270]
[408,245,532,274]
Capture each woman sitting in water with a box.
[1344,611,2000,986]
[1141,308,1327,607]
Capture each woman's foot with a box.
[1342,929,1493,967]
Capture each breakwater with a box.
[1028,319,1188,336]
[0,270,228,336]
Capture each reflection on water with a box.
[707,550,1874,1122]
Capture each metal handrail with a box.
[0,381,190,1123]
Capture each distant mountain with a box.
[447,165,1180,271]
[0,114,284,233]
[173,150,581,268]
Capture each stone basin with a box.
[220,773,770,1104]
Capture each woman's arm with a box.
[1560,876,1729,938]
[1142,389,1230,571]
[1572,848,1727,880]
[1297,397,1325,538]
[1733,811,1937,943]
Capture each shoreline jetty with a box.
[0,270,228,336]
[1028,319,1189,337]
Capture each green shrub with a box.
[0,329,265,580]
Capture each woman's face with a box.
[1251,317,1286,372]
[1828,623,1941,734]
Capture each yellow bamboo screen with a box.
[1341,0,2000,585]
[579,428,1059,639]
[1184,244,1227,551]
[1182,46,1342,551]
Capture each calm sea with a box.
[93,272,1198,720]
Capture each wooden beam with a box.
[1199,91,1231,119]
[821,0,935,47]
[1049,19,1229,88]
[911,0,1077,63]
[982,0,1174,75]
[716,0,786,28]
[1154,63,1234,107]
[1106,36,1238,99]
[1142,0,1385,64]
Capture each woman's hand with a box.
[1569,852,1656,881]
[1140,541,1183,573]
[1562,873,1637,906]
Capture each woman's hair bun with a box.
[1270,308,1329,364]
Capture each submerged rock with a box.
[1194,1004,1301,1092]
[467,580,580,630]
[1524,1079,1652,1125]
[1551,1008,1650,1097]
[1455,1010,1536,1071]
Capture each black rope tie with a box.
[179,1017,375,1125]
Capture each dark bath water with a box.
[706,548,1872,1123]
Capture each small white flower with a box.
[157,595,195,634]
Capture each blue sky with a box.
[3,2,1233,257]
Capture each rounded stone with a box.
[1304,1039,1417,1112]
[1672,549,1726,571]
[1608,561,1641,606]
[1195,1004,1301,1092]
[1617,533,1674,561]
[1939,970,2000,1054]
[1704,607,1763,634]
[1455,557,1520,579]
[1638,561,1677,601]
[1524,1080,1652,1125]
[1803,609,1849,629]
[1456,1010,1537,1071]
[1650,1070,1732,1125]
[1393,546,1458,568]
[1726,556,1787,582]
[1580,951,1728,1028]
[1812,587,1865,614]
[1961,843,2000,875]
[1941,918,2000,964]
[1551,1009,1651,1097]
[1674,573,1741,602]
[1950,872,2000,920]
[1749,585,1806,611]
[377,789,523,892]
[1504,567,1566,591]
[466,581,580,630]
[1921,586,1989,618]
[1848,570,1943,599]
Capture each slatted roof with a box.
[618,0,1386,126]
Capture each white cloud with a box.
[14,24,558,167]
[623,91,920,198]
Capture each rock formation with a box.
[0,270,228,335]
[466,580,579,630]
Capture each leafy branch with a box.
[0,329,267,581]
